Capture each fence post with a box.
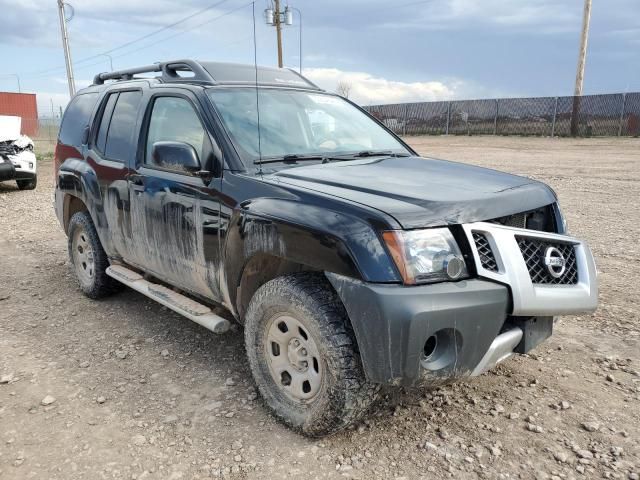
[551,96,559,137]
[494,99,499,135]
[618,93,627,137]
[50,99,56,144]
[445,101,451,135]
[402,104,408,136]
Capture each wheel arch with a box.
[63,194,89,234]
[235,253,318,321]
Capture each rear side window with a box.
[58,93,99,147]
[95,93,118,154]
[95,90,142,162]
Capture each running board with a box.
[106,265,230,334]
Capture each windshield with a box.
[206,88,409,165]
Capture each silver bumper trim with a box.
[471,327,523,376]
[463,222,598,316]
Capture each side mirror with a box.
[151,141,201,173]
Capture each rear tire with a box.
[67,211,121,299]
[16,176,37,190]
[244,273,378,437]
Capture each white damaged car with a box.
[0,115,37,190]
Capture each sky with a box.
[0,0,638,115]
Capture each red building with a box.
[0,92,39,137]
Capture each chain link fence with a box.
[366,92,640,137]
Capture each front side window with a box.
[145,97,207,170]
[58,93,99,147]
[207,88,408,165]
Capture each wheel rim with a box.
[72,226,95,285]
[265,314,323,403]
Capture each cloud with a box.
[370,0,579,34]
[303,67,464,105]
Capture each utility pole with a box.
[57,0,76,97]
[265,2,294,68]
[274,0,284,68]
[571,0,592,136]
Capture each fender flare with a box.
[223,198,400,317]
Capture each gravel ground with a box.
[1,136,639,480]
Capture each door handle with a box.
[128,175,144,195]
[129,176,144,186]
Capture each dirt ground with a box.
[1,136,639,480]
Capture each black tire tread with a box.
[67,211,122,299]
[244,272,379,437]
[16,177,37,190]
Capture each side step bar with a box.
[106,265,231,334]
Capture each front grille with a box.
[516,237,578,285]
[473,232,498,272]
[499,212,527,229]
[490,205,556,232]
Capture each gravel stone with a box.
[527,424,543,433]
[131,434,147,446]
[581,421,600,432]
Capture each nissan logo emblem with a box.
[543,246,566,278]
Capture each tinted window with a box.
[145,97,206,168]
[58,93,99,147]
[104,91,142,162]
[95,93,118,154]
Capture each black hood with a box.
[271,156,556,228]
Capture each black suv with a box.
[54,60,598,436]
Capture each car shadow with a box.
[0,181,19,192]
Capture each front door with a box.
[127,91,224,301]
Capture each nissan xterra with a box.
[54,60,598,436]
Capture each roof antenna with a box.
[252,2,263,173]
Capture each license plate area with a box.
[507,316,553,354]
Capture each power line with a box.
[100,0,235,56]
[19,0,239,78]
[103,2,254,62]
[25,4,257,83]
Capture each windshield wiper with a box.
[256,154,328,165]
[332,150,412,159]
[256,150,411,165]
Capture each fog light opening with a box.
[423,335,438,360]
[421,328,463,372]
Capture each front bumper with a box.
[0,151,37,182]
[326,223,597,386]
[326,273,514,385]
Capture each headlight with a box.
[382,228,468,285]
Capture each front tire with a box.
[67,211,121,299]
[16,176,37,190]
[244,273,378,437]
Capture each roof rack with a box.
[93,59,214,86]
[92,59,323,91]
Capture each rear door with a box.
[127,89,224,301]
[86,89,144,262]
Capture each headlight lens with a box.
[382,228,468,285]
